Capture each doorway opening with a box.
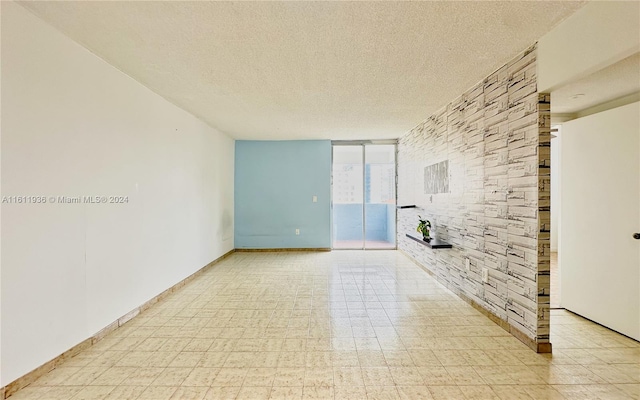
[332,142,397,249]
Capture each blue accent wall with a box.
[234,140,331,248]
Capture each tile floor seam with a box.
[4,250,639,400]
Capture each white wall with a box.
[560,102,640,341]
[538,1,640,92]
[1,2,235,385]
[550,128,560,252]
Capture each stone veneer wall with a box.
[397,44,551,348]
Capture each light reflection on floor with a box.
[8,250,638,400]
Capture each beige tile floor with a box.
[8,251,639,400]
[332,240,395,250]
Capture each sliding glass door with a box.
[364,145,396,248]
[332,145,365,249]
[332,143,396,249]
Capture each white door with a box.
[560,102,640,340]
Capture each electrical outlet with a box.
[295,229,300,235]
[465,258,470,272]
[482,268,489,283]
[312,195,318,203]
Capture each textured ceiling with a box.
[551,52,640,114]
[19,1,585,140]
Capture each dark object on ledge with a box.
[396,205,417,209]
[405,233,452,249]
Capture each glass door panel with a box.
[364,145,396,249]
[332,146,364,249]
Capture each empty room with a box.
[2,1,639,399]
